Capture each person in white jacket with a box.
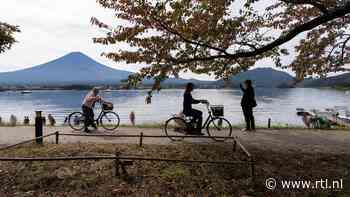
[82,87,103,132]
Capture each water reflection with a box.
[0,88,348,126]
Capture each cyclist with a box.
[82,87,104,132]
[183,83,207,135]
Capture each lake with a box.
[0,88,349,127]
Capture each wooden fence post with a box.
[139,132,144,147]
[233,139,237,152]
[115,150,120,177]
[250,157,255,183]
[55,131,59,144]
[35,111,43,145]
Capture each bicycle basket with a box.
[211,105,224,117]
[102,102,114,110]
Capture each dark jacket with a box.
[183,91,200,114]
[240,85,255,107]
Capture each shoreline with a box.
[1,124,350,131]
[1,86,349,91]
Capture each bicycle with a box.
[68,101,120,133]
[164,102,232,142]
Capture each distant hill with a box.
[0,52,293,88]
[0,52,132,85]
[218,68,295,88]
[297,73,350,87]
[0,52,215,87]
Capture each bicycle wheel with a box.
[100,111,120,132]
[206,117,232,142]
[68,112,85,131]
[164,117,187,141]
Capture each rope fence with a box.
[0,130,255,180]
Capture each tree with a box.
[92,0,350,87]
[0,22,20,54]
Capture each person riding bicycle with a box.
[183,83,207,135]
[82,87,104,132]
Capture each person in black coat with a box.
[240,80,256,131]
[183,83,207,135]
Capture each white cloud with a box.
[0,0,296,79]
[0,0,127,71]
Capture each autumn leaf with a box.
[92,0,350,85]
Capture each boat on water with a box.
[20,90,33,94]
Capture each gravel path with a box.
[0,126,349,154]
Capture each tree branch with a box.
[170,2,350,64]
[153,18,229,55]
[341,36,350,62]
[235,41,258,50]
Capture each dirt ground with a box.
[0,126,349,154]
[1,126,349,196]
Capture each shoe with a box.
[92,123,98,130]
[84,129,91,133]
[187,130,198,135]
[186,131,195,135]
[241,128,250,132]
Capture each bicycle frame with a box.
[187,103,216,129]
[94,111,104,124]
[93,101,111,124]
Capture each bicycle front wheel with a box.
[164,117,187,141]
[100,111,120,132]
[206,117,232,142]
[68,112,85,132]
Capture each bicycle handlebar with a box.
[96,99,111,105]
[200,100,211,111]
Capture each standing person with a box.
[82,87,103,132]
[183,83,207,135]
[48,114,56,126]
[129,111,135,126]
[240,80,256,131]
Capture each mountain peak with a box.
[254,67,273,71]
[61,51,91,60]
[46,51,103,69]
[0,52,132,85]
[230,67,294,87]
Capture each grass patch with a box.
[0,143,250,196]
[0,143,349,196]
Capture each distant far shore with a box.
[1,86,349,91]
[0,84,226,91]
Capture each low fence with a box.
[0,131,255,181]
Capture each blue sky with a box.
[0,0,295,80]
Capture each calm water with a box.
[0,88,349,126]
